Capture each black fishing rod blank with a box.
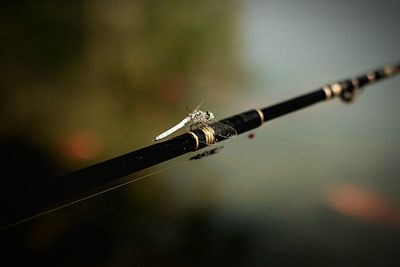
[2,62,399,230]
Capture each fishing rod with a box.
[2,62,399,230]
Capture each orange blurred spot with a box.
[327,185,400,226]
[60,129,102,161]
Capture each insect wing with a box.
[188,121,206,132]
[188,120,236,144]
[209,120,237,141]
[189,101,203,114]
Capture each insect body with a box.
[154,103,236,143]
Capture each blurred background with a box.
[1,0,400,265]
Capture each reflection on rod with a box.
[2,62,399,230]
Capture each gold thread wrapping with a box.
[187,132,199,151]
[255,108,265,124]
[323,85,333,100]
